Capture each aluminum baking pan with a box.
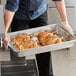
[8,24,76,57]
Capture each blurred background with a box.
[0,0,76,33]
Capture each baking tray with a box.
[8,24,76,57]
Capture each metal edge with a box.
[58,24,74,37]
[8,24,76,53]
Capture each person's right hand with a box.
[4,33,10,49]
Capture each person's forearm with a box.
[4,9,15,33]
[54,1,68,24]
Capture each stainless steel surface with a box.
[0,37,3,48]
[1,59,39,76]
[8,24,76,57]
[0,33,4,48]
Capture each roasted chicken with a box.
[13,33,38,50]
[37,30,63,45]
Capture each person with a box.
[4,0,73,76]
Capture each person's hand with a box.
[62,22,74,35]
[4,33,10,49]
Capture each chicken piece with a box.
[18,40,38,50]
[13,33,31,44]
[13,33,38,50]
[13,36,24,46]
[45,35,62,45]
[37,30,54,39]
[19,33,31,40]
[56,38,63,43]
[37,30,63,46]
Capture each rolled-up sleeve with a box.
[52,0,62,1]
[5,0,20,12]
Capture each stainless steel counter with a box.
[51,42,76,76]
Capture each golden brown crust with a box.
[13,30,63,50]
[13,33,38,50]
[37,30,63,45]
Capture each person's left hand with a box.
[62,22,74,35]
